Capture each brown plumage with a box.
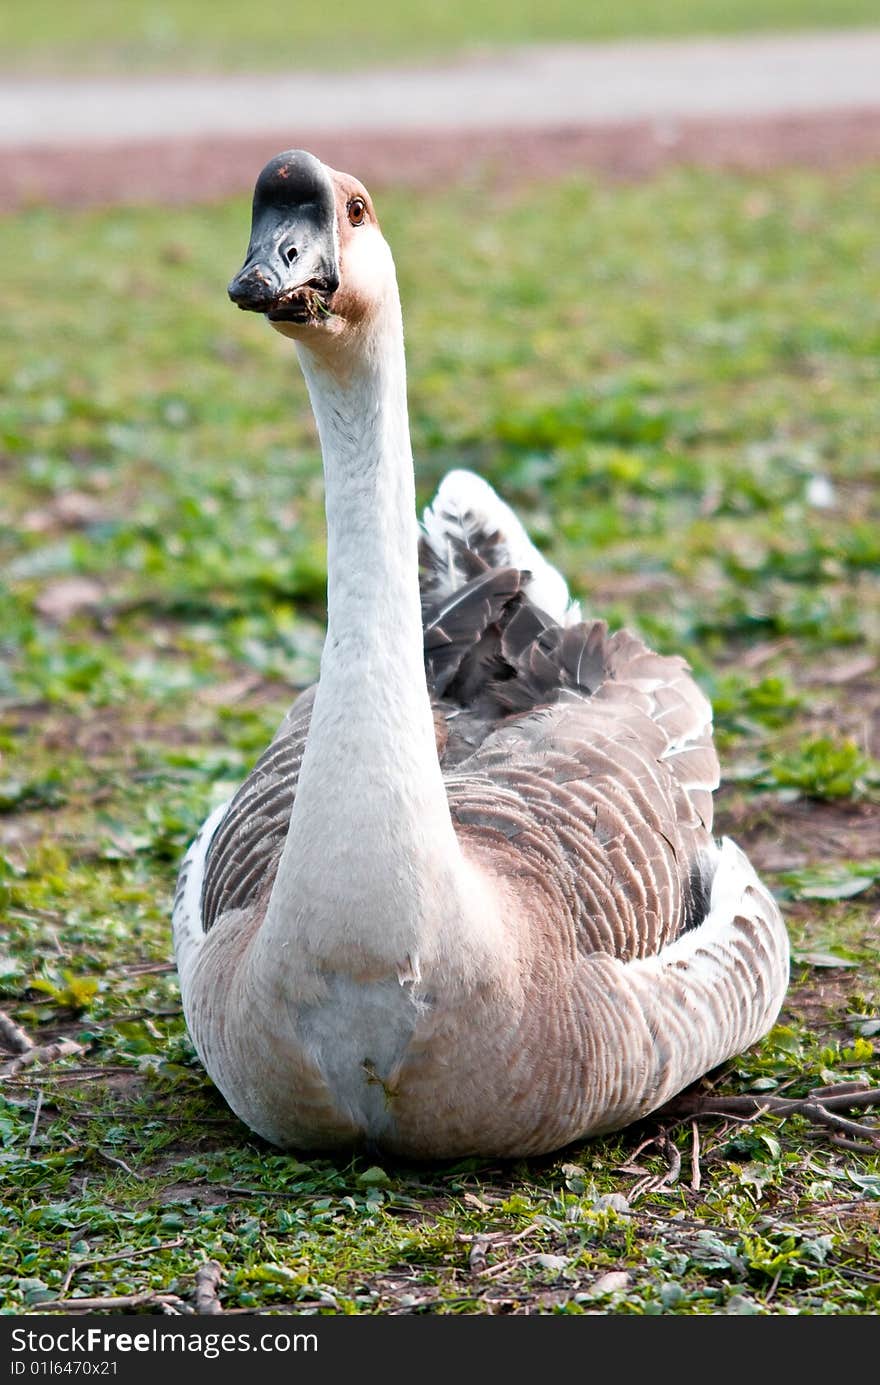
[173,150,790,1158]
[200,582,716,956]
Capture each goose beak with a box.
[227,215,340,322]
[228,150,340,323]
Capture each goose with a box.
[172,149,790,1159]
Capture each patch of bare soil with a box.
[4,107,880,212]
[784,961,865,1043]
[718,797,880,874]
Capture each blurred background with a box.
[1,0,879,1316]
[5,1,879,70]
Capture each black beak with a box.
[228,150,340,320]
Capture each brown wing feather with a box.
[201,546,718,961]
[446,670,716,961]
[423,564,523,699]
[199,681,453,931]
[200,687,314,932]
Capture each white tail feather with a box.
[633,836,788,1073]
[423,469,574,624]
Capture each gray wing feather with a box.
[200,687,315,932]
[197,521,719,965]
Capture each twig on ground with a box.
[117,962,176,977]
[194,1260,224,1315]
[6,906,63,923]
[1,1037,86,1078]
[0,1009,35,1055]
[98,1151,145,1180]
[25,1090,44,1154]
[637,1209,704,1232]
[31,1291,190,1314]
[620,1130,682,1201]
[90,1008,182,1031]
[658,1133,682,1188]
[621,1134,660,1169]
[2,1065,146,1086]
[209,1185,296,1199]
[59,1238,187,1297]
[458,1224,545,1278]
[659,1081,880,1149]
[457,1226,543,1249]
[809,1081,873,1100]
[690,1121,702,1192]
[830,1133,880,1155]
[806,1105,880,1142]
[222,1298,337,1314]
[740,639,793,668]
[764,1265,784,1305]
[481,1250,548,1282]
[836,1265,880,1285]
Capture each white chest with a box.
[295,972,425,1139]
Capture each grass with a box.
[1,165,879,1315]
[2,0,880,73]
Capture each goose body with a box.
[173,151,789,1158]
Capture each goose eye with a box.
[347,197,367,226]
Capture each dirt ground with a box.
[4,106,880,212]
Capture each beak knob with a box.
[228,262,281,311]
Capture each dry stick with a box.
[617,1135,662,1178]
[660,1081,880,1149]
[629,1174,660,1203]
[98,1151,145,1180]
[457,1225,544,1249]
[658,1134,681,1188]
[462,1225,544,1277]
[0,1038,86,1078]
[637,1208,705,1233]
[25,1090,43,1154]
[809,1080,872,1099]
[831,1133,880,1155]
[6,904,62,922]
[620,1130,683,1201]
[1,1071,130,1089]
[797,1197,870,1216]
[627,1134,662,1164]
[118,962,176,977]
[481,1250,548,1283]
[59,1238,187,1298]
[194,1260,224,1316]
[209,1185,298,1199]
[222,1298,337,1315]
[803,1103,880,1144]
[33,1291,189,1315]
[0,1008,34,1055]
[89,1008,183,1032]
[688,1108,771,1127]
[6,908,62,928]
[690,1121,702,1192]
[665,1083,878,1118]
[764,1265,784,1306]
[836,1265,880,1286]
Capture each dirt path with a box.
[5,110,880,212]
[6,32,880,145]
[3,31,880,210]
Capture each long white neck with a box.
[258,288,472,974]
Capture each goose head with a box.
[228,149,392,347]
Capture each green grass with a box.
[2,0,880,72]
[1,166,879,1314]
